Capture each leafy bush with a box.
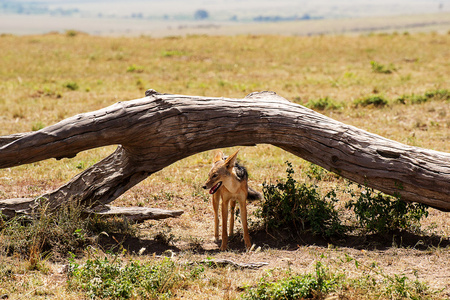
[68,256,187,299]
[242,262,340,300]
[257,162,346,237]
[345,185,429,234]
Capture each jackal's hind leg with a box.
[238,197,251,250]
[220,197,229,251]
[229,199,236,237]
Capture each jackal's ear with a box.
[213,150,224,163]
[224,150,239,168]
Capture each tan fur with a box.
[202,150,251,250]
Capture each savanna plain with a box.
[0,30,449,299]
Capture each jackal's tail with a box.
[247,187,262,201]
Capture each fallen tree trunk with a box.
[0,90,449,215]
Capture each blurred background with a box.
[1,0,449,36]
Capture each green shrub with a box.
[345,185,429,234]
[257,162,346,237]
[354,95,388,107]
[68,256,186,299]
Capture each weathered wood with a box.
[0,198,183,221]
[0,90,449,215]
[87,205,184,222]
[191,259,268,269]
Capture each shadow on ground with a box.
[97,233,180,256]
[97,228,450,255]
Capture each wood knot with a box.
[376,149,401,159]
[145,89,159,97]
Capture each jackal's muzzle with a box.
[203,181,222,194]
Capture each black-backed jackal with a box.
[202,150,261,250]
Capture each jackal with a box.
[202,150,261,250]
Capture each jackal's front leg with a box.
[212,193,220,242]
[220,197,229,250]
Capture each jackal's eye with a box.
[212,174,218,178]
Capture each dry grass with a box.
[0,31,449,299]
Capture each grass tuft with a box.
[354,95,389,107]
[63,81,79,91]
[370,61,397,74]
[305,97,342,111]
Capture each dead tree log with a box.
[0,90,449,215]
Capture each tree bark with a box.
[0,90,449,214]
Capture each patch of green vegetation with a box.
[257,162,429,237]
[346,185,429,234]
[242,258,436,300]
[242,262,340,300]
[0,198,91,264]
[161,50,187,57]
[68,256,193,299]
[31,121,45,131]
[0,199,136,261]
[126,64,144,73]
[305,97,342,111]
[65,30,79,37]
[396,93,428,105]
[370,61,397,74]
[257,162,346,237]
[63,81,79,91]
[397,89,449,105]
[425,88,449,101]
[354,95,388,108]
[305,163,336,181]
